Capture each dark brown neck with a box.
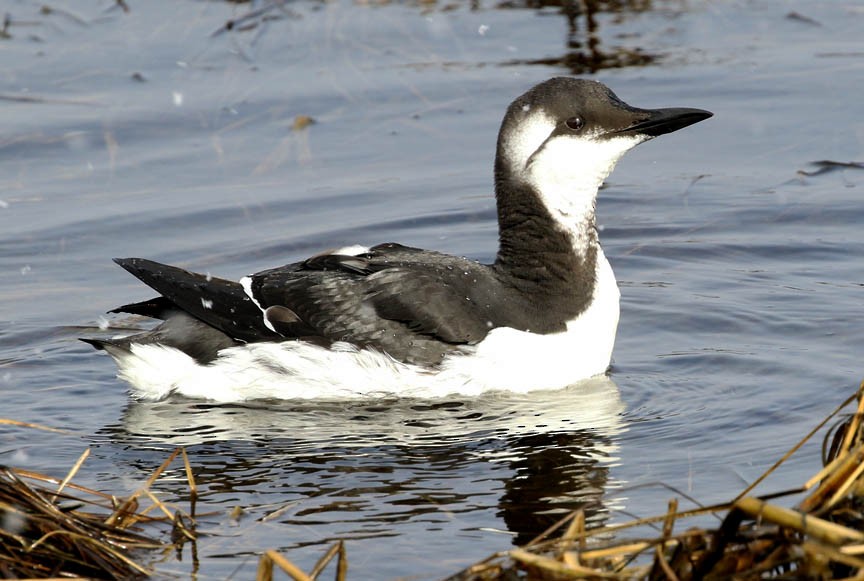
[492,165,598,312]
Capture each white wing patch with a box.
[332,244,370,256]
[240,275,276,333]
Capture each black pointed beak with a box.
[617,107,713,138]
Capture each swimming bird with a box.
[83,78,711,402]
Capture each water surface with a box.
[2,0,863,577]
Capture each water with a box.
[2,0,863,578]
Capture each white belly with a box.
[111,251,620,402]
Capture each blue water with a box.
[2,0,863,578]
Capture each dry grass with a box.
[0,447,196,579]
[446,384,864,580]
[256,542,347,581]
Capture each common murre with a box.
[83,78,712,402]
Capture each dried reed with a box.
[0,445,197,579]
[446,383,864,580]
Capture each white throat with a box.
[502,111,646,253]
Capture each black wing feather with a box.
[113,258,279,343]
[367,270,492,343]
[107,244,515,367]
[109,296,176,319]
[245,244,501,364]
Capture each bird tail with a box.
[111,258,279,343]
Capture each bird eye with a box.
[565,116,584,131]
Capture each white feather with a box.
[240,275,276,333]
[438,247,619,391]
[332,244,370,256]
[527,133,644,222]
[502,110,557,174]
[502,108,644,248]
